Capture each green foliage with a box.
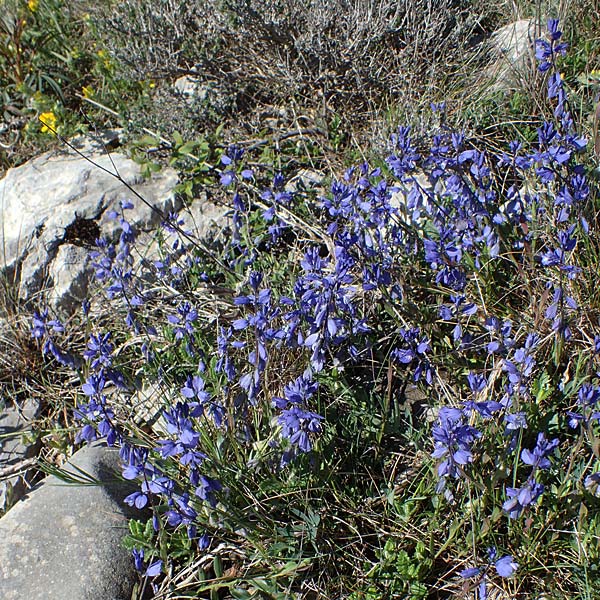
[351,539,432,600]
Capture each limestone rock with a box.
[131,192,229,274]
[173,76,232,115]
[130,382,174,435]
[0,442,139,600]
[0,136,180,312]
[174,75,204,102]
[284,169,325,194]
[183,192,230,241]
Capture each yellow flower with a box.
[82,86,94,99]
[96,49,112,69]
[39,111,57,134]
[28,0,39,12]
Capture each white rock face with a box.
[284,169,324,194]
[184,192,230,240]
[0,138,180,311]
[130,190,230,274]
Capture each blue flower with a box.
[503,479,545,519]
[460,567,482,579]
[460,547,518,597]
[165,493,197,527]
[495,554,519,578]
[31,308,64,339]
[432,407,481,491]
[520,433,559,471]
[84,332,114,369]
[124,490,149,509]
[195,475,222,507]
[144,559,162,578]
[132,548,145,572]
[181,375,211,406]
[584,472,600,497]
[198,532,211,550]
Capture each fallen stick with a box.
[0,457,37,480]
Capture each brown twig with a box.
[0,457,37,480]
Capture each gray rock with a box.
[68,129,122,155]
[130,382,173,435]
[18,234,61,304]
[131,192,229,274]
[173,75,203,102]
[173,76,227,111]
[487,19,538,90]
[0,135,180,312]
[183,192,229,241]
[0,399,40,512]
[389,171,432,227]
[284,169,324,194]
[0,442,139,600]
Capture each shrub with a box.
[92,0,487,131]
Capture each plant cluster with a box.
[0,0,151,168]
[28,20,600,599]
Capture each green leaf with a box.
[129,519,144,537]
[213,555,223,578]
[136,134,160,147]
[274,560,305,577]
[179,141,198,155]
[144,518,154,539]
[250,577,277,593]
[409,581,428,599]
[172,131,184,147]
[230,589,252,600]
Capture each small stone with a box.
[183,192,229,241]
[173,75,203,101]
[284,169,325,194]
[130,382,173,435]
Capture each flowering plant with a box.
[30,19,600,599]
